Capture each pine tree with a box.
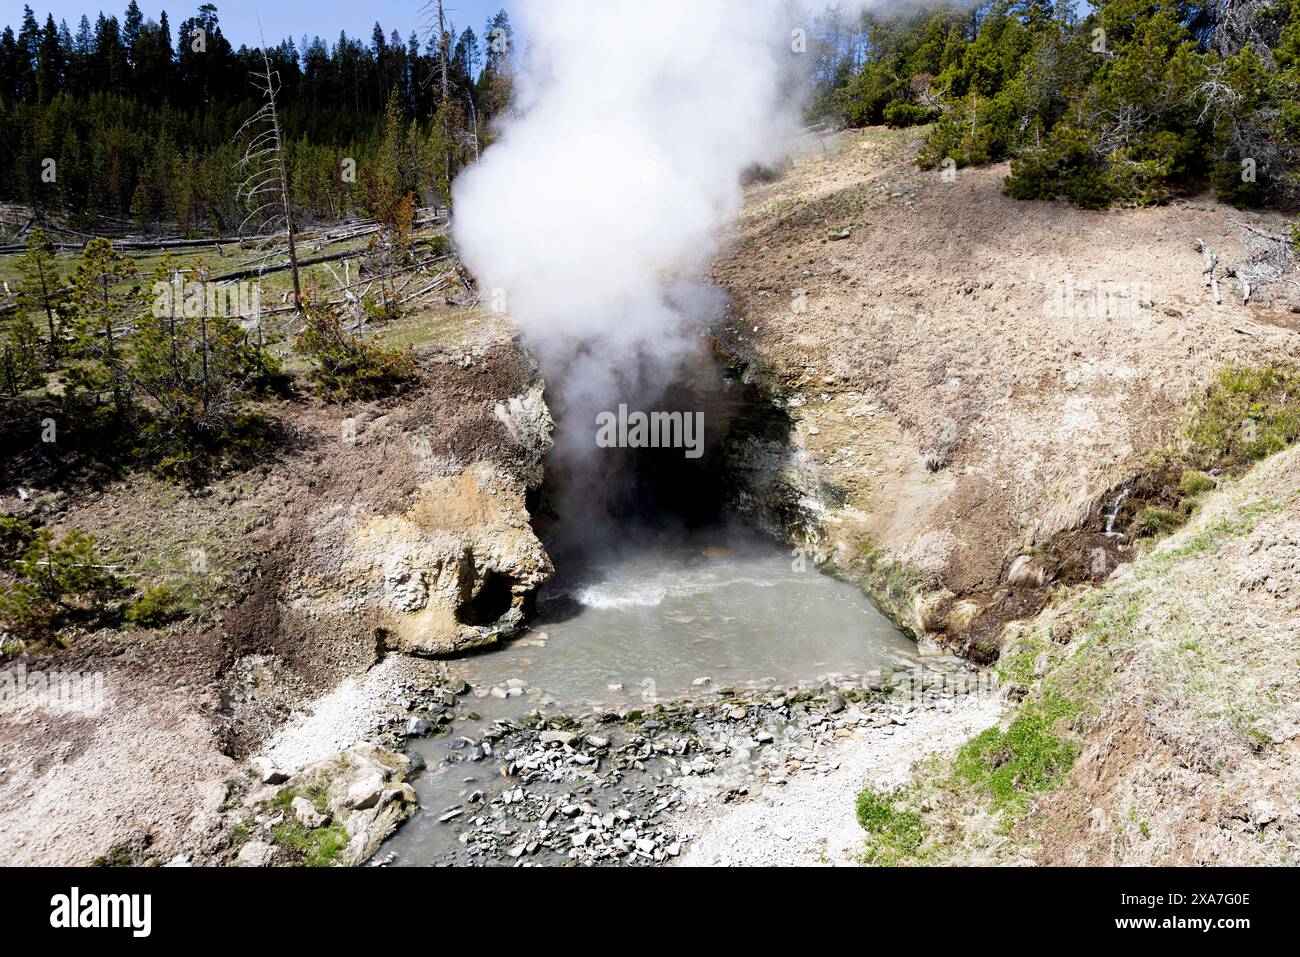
[14,226,64,364]
[130,255,277,479]
[69,238,138,416]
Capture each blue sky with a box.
[5,1,513,50]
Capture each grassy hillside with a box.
[856,441,1300,865]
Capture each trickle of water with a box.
[1103,488,1130,537]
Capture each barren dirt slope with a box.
[713,127,1300,608]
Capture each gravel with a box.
[676,695,1002,866]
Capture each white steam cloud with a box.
[452,0,904,527]
[453,0,803,430]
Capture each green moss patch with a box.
[951,697,1079,821]
[855,788,927,865]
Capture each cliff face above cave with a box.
[713,126,1300,646]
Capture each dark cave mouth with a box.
[530,354,793,562]
[456,569,518,627]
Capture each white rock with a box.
[345,772,384,810]
[251,756,288,785]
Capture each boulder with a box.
[251,756,288,785]
[237,840,276,867]
[291,796,328,828]
[345,773,385,811]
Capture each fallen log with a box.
[1195,238,1222,305]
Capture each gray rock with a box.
[291,796,328,828]
[540,729,577,746]
[406,716,433,736]
[237,840,276,867]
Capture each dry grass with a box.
[862,444,1300,865]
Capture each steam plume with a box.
[452,0,851,529]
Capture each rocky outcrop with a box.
[355,464,552,655]
[272,374,557,661]
[216,743,420,867]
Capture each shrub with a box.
[0,522,121,640]
[130,257,286,481]
[125,582,189,627]
[1,311,48,395]
[1133,507,1185,538]
[883,100,937,128]
[1006,126,1117,208]
[1178,470,1217,497]
[296,302,418,403]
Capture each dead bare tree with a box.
[236,50,302,310]
[1224,222,1300,305]
[418,0,455,207]
[1196,238,1223,305]
[1205,0,1287,59]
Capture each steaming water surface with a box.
[384,525,918,865]
[482,525,915,704]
